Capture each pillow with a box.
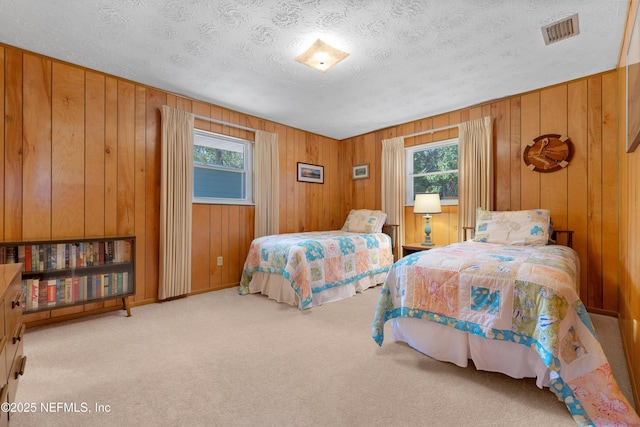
[473,207,550,246]
[341,209,388,233]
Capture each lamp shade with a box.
[413,193,442,214]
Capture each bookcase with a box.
[0,236,135,317]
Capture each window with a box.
[406,138,458,206]
[193,129,253,204]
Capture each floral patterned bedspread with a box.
[239,231,393,309]
[372,241,640,427]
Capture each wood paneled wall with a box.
[0,43,344,324]
[617,0,640,410]
[1,22,637,404]
[2,9,638,405]
[342,72,619,315]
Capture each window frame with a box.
[405,137,459,207]
[192,128,254,205]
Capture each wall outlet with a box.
[217,256,223,266]
[634,319,638,344]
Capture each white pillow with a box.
[473,207,550,246]
[341,209,388,233]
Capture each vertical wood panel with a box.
[296,130,307,231]
[493,100,511,211]
[306,134,320,231]
[238,204,251,280]
[587,76,603,307]
[601,72,618,311]
[4,49,22,240]
[220,205,230,285]
[210,204,222,289]
[275,123,287,233]
[228,205,240,283]
[567,79,589,299]
[520,92,541,209]
[364,133,376,209]
[52,62,85,238]
[192,204,210,291]
[540,85,568,228]
[85,71,106,237]
[352,135,364,208]
[285,128,296,233]
[117,81,135,235]
[341,137,353,216]
[22,53,51,240]
[374,129,383,211]
[509,97,522,210]
[104,77,118,236]
[134,85,147,303]
[448,205,459,243]
[323,137,340,230]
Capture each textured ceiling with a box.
[0,0,630,140]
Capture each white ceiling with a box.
[0,0,630,140]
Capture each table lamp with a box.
[413,193,442,246]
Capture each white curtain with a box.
[457,116,494,241]
[254,130,280,238]
[159,106,194,300]
[381,136,405,255]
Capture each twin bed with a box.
[239,207,639,425]
[239,209,395,309]
[372,208,639,426]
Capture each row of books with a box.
[1,240,133,273]
[21,271,131,311]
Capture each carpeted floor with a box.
[12,286,636,427]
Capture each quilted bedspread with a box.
[372,241,640,427]
[239,231,393,309]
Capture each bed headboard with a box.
[551,229,574,248]
[382,224,399,261]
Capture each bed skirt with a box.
[247,271,387,309]
[392,317,552,388]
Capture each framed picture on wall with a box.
[297,162,324,184]
[626,4,640,153]
[352,163,370,180]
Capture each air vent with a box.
[541,13,580,45]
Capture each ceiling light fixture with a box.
[295,39,349,72]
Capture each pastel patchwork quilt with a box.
[372,241,640,427]
[239,231,393,309]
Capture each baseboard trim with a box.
[586,306,618,317]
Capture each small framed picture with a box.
[352,163,370,180]
[297,162,324,184]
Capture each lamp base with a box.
[422,214,435,246]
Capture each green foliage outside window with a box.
[412,144,458,200]
[194,145,244,169]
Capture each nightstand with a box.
[402,243,442,257]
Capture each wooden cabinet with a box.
[0,264,25,425]
[0,237,135,318]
